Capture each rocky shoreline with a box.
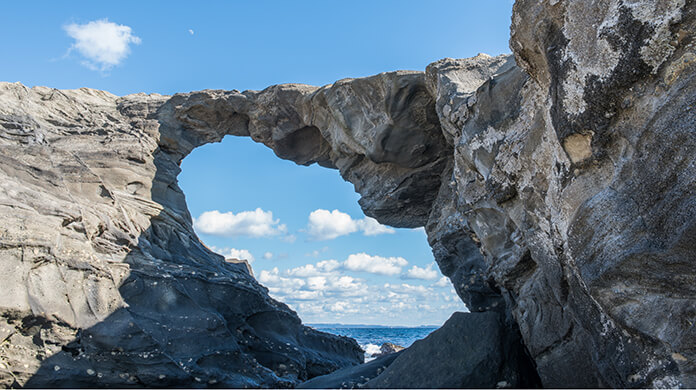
[1,0,695,387]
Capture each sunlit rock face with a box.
[0,85,363,388]
[0,0,694,387]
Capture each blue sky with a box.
[2,1,513,326]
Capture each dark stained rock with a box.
[365,312,539,389]
[225,257,254,277]
[377,343,404,356]
[298,351,403,389]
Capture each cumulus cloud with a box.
[194,208,287,238]
[433,276,451,287]
[307,209,395,240]
[188,29,194,35]
[258,258,468,325]
[263,252,273,260]
[210,246,255,263]
[307,209,358,240]
[357,217,396,236]
[64,19,141,71]
[259,264,367,302]
[404,263,439,280]
[343,253,408,276]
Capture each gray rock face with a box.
[1,0,695,388]
[0,84,362,388]
[366,312,537,389]
[297,351,403,389]
[377,342,404,356]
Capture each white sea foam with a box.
[362,343,381,362]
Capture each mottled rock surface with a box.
[0,84,362,388]
[1,0,695,388]
[376,342,403,356]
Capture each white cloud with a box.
[210,246,255,263]
[307,246,329,258]
[307,209,358,240]
[434,276,451,287]
[188,29,194,35]
[263,252,273,260]
[404,263,439,280]
[307,209,395,240]
[286,260,340,278]
[357,217,396,236]
[318,259,340,272]
[343,253,408,276]
[385,283,432,296]
[257,258,469,326]
[64,19,141,71]
[281,234,297,243]
[194,208,287,238]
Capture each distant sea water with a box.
[311,325,438,361]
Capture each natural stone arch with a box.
[2,1,695,385]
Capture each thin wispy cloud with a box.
[194,208,287,238]
[343,253,408,276]
[307,209,395,241]
[64,19,140,71]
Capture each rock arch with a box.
[1,0,695,387]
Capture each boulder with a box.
[377,343,404,356]
[365,312,539,389]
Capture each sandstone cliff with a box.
[1,0,694,387]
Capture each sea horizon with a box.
[308,323,440,329]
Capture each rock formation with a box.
[297,351,403,389]
[365,312,535,388]
[0,85,362,388]
[0,0,694,387]
[376,342,404,356]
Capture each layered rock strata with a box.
[0,85,362,388]
[0,0,694,387]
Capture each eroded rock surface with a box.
[365,312,537,389]
[0,0,695,388]
[0,84,362,388]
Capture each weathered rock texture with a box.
[297,350,403,389]
[0,85,362,388]
[1,0,695,387]
[365,311,536,388]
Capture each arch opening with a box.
[179,134,468,330]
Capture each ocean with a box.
[312,326,438,361]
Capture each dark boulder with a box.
[365,312,540,389]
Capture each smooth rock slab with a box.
[365,312,540,389]
[298,351,403,389]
